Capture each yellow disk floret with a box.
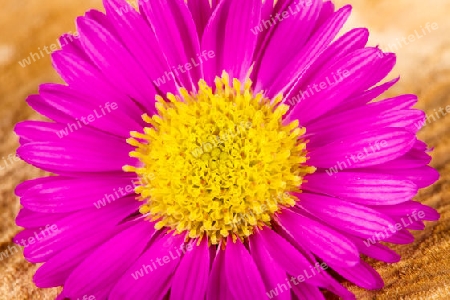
[124,72,315,244]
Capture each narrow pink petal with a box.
[206,248,234,300]
[188,0,213,39]
[308,129,416,169]
[330,260,384,290]
[170,238,210,300]
[19,196,139,263]
[275,229,355,299]
[17,140,134,174]
[202,0,261,83]
[29,84,142,138]
[16,176,50,197]
[288,47,384,125]
[372,201,440,221]
[259,5,351,97]
[16,208,65,228]
[304,172,418,205]
[314,0,335,30]
[284,27,369,106]
[336,78,401,112]
[297,193,396,239]
[15,121,67,144]
[76,15,157,111]
[292,282,325,300]
[382,228,415,244]
[255,0,322,86]
[249,235,290,300]
[368,166,439,188]
[51,52,146,124]
[277,209,359,267]
[110,233,185,300]
[371,146,432,169]
[256,227,327,287]
[225,237,267,299]
[64,221,156,299]
[350,237,400,263]
[34,222,132,288]
[103,0,178,94]
[310,94,418,131]
[140,0,201,90]
[19,176,135,213]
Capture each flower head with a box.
[15,0,439,299]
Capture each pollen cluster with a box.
[124,73,315,244]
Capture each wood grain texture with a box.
[0,0,449,299]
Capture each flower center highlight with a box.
[124,72,315,244]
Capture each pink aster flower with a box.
[14,0,439,299]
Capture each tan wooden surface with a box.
[0,0,449,299]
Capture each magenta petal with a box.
[304,172,418,205]
[103,0,178,95]
[76,15,157,111]
[308,129,416,169]
[285,27,369,105]
[256,227,326,287]
[382,228,415,244]
[139,0,201,90]
[51,50,147,124]
[170,238,210,300]
[64,221,156,299]
[249,234,290,300]
[19,176,135,213]
[20,196,139,263]
[109,233,185,300]
[331,260,384,290]
[16,208,65,228]
[15,121,67,144]
[292,282,325,300]
[372,201,440,221]
[225,237,267,299]
[369,165,439,188]
[259,5,351,97]
[288,47,384,124]
[277,209,359,267]
[297,193,396,239]
[314,0,335,30]
[350,237,400,263]
[34,222,131,288]
[336,78,402,112]
[255,0,322,87]
[188,0,213,39]
[207,248,234,300]
[202,0,261,83]
[17,141,133,174]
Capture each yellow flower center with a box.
[124,72,315,244]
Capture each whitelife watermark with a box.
[56,102,118,138]
[363,210,427,247]
[286,69,350,107]
[93,173,155,209]
[76,296,96,300]
[0,154,21,172]
[251,0,313,35]
[266,262,329,298]
[153,50,216,87]
[131,243,194,280]
[378,22,439,56]
[414,104,450,130]
[1,225,59,261]
[18,32,79,68]
[325,139,389,176]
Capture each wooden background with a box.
[0,0,449,299]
